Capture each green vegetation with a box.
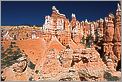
[104,72,120,81]
[29,76,35,81]
[28,61,35,69]
[1,42,23,69]
[86,35,92,48]
[59,77,73,81]
[80,35,85,44]
[35,70,40,74]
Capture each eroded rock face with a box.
[12,61,27,73]
[71,13,77,29]
[113,3,121,63]
[102,4,121,74]
[104,14,114,42]
[1,4,121,81]
[41,49,62,80]
[59,47,73,68]
[2,67,34,81]
[114,3,121,42]
[103,14,116,72]
[73,48,107,81]
[1,56,34,81]
[114,42,121,61]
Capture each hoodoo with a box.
[1,3,121,81]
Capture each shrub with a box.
[1,46,23,69]
[29,76,35,81]
[35,70,39,74]
[104,72,120,81]
[28,61,35,69]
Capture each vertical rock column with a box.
[64,19,71,46]
[114,3,121,63]
[90,22,95,48]
[98,18,104,42]
[103,13,115,71]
